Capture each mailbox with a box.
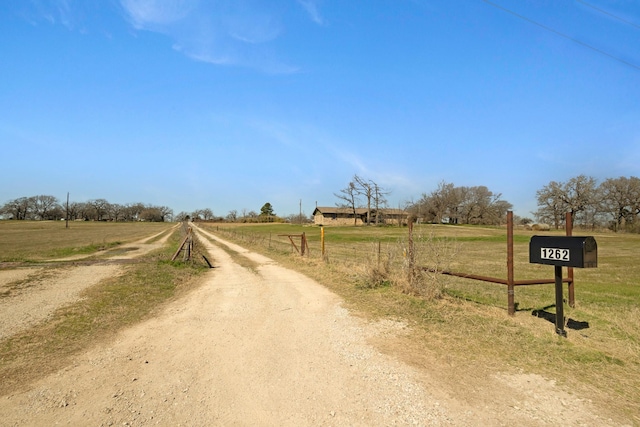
[529,236,597,268]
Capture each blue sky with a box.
[1,0,638,219]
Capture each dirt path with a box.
[0,224,624,426]
[0,225,177,340]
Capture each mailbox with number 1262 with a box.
[529,236,597,268]
[529,235,597,336]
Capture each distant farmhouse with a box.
[312,206,408,226]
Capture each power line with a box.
[480,0,640,72]
[576,0,640,31]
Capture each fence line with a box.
[201,215,566,316]
[211,227,400,266]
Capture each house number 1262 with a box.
[540,248,570,261]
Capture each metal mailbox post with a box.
[529,236,597,336]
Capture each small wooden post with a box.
[320,226,325,258]
[183,236,191,261]
[171,227,193,262]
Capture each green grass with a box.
[201,221,640,425]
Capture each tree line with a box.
[534,175,640,232]
[0,195,173,222]
[178,202,312,224]
[5,174,638,231]
[336,174,640,232]
[0,196,307,225]
[335,175,511,226]
[409,181,513,225]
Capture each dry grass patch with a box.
[0,220,172,262]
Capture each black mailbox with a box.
[529,236,597,268]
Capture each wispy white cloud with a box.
[119,0,299,73]
[297,0,324,25]
[119,0,196,28]
[26,0,80,29]
[22,0,309,73]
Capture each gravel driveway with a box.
[0,224,621,426]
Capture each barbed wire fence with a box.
[208,226,458,297]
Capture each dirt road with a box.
[0,226,177,341]
[0,225,623,426]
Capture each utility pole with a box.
[65,192,69,229]
[299,199,302,226]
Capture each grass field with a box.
[0,220,174,262]
[0,221,207,395]
[201,221,640,424]
[1,220,638,423]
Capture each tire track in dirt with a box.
[0,225,177,340]
[0,224,624,426]
[0,225,452,426]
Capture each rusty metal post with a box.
[507,211,515,315]
[566,212,575,307]
[320,226,325,259]
[301,232,306,256]
[408,219,415,272]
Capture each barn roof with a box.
[313,206,408,216]
[313,207,368,215]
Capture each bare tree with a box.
[535,181,566,229]
[600,176,640,231]
[88,199,110,221]
[561,175,598,226]
[352,175,391,225]
[158,206,173,222]
[413,182,511,225]
[66,201,81,221]
[139,205,172,222]
[109,203,124,222]
[0,197,30,220]
[353,175,374,225]
[191,208,216,221]
[226,210,238,222]
[201,208,214,221]
[372,182,390,225]
[335,181,360,226]
[536,175,598,228]
[175,211,191,222]
[459,186,511,225]
[123,203,145,221]
[32,195,60,220]
[414,181,459,224]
